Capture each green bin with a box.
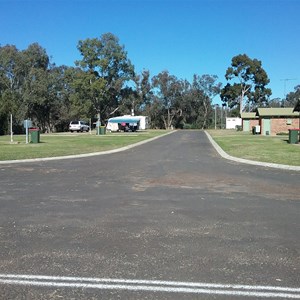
[288,129,299,144]
[100,126,106,135]
[97,126,106,135]
[29,128,40,143]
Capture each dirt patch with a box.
[133,171,300,201]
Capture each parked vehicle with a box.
[69,121,90,133]
[107,115,149,132]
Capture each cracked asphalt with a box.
[0,130,299,299]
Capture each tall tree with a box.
[0,43,51,133]
[152,71,183,129]
[0,45,26,133]
[191,74,222,129]
[22,43,54,132]
[221,54,271,114]
[25,65,73,132]
[75,33,135,124]
[268,97,282,108]
[128,70,153,116]
[285,85,300,107]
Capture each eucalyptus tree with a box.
[152,71,183,129]
[191,74,222,129]
[21,43,63,132]
[118,86,138,115]
[129,70,153,115]
[173,79,191,128]
[0,45,26,133]
[139,70,153,105]
[286,85,300,106]
[39,65,72,132]
[75,33,135,124]
[268,97,283,108]
[221,54,271,114]
[146,95,165,129]
[0,43,51,133]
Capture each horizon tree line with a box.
[0,32,298,134]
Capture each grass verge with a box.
[0,130,170,161]
[207,130,300,166]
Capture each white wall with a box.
[138,116,149,130]
[226,117,242,129]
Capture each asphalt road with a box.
[0,130,299,299]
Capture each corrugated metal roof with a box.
[256,107,299,117]
[240,112,257,119]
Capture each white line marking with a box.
[0,274,299,298]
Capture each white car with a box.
[69,121,90,133]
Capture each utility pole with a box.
[214,104,218,130]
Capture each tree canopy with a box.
[220,54,272,114]
[74,33,135,124]
[1,36,282,134]
[285,85,300,107]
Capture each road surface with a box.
[0,130,299,299]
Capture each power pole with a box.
[214,104,218,130]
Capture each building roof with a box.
[293,100,300,112]
[240,112,257,119]
[256,107,299,117]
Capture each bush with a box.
[183,123,199,129]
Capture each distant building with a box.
[256,108,299,135]
[225,117,242,129]
[240,112,259,132]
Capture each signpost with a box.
[23,119,32,144]
[10,114,13,143]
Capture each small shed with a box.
[256,107,299,135]
[225,117,242,129]
[240,112,259,132]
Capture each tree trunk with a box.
[161,116,168,130]
[201,100,209,129]
[240,85,250,115]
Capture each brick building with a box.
[240,112,259,132]
[256,108,299,135]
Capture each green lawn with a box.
[207,130,300,166]
[0,130,170,161]
[2,129,300,166]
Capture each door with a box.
[262,118,271,135]
[243,120,250,132]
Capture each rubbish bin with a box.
[97,126,106,135]
[252,126,261,135]
[100,126,106,135]
[288,129,300,144]
[29,128,40,143]
[255,125,261,134]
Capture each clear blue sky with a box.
[1,0,299,104]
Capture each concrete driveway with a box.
[0,130,299,299]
